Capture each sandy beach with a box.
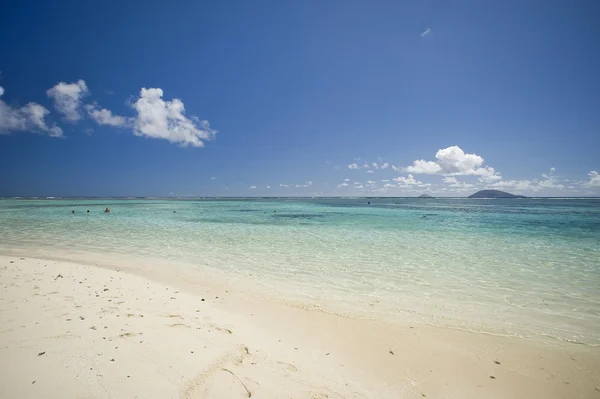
[1,254,598,399]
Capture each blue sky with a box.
[1,0,599,197]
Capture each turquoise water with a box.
[1,198,599,345]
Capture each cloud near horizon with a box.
[405,145,501,180]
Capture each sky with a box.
[1,0,599,197]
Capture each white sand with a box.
[1,255,598,398]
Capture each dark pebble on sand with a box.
[490,376,496,379]
[37,351,45,356]
[110,359,115,362]
[201,298,205,302]
[494,360,501,365]
[389,350,394,355]
[32,381,36,384]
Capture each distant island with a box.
[468,190,526,199]
[418,194,433,198]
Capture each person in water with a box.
[87,210,90,213]
[72,210,75,214]
[104,207,110,213]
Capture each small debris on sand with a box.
[490,376,496,379]
[55,274,63,280]
[37,351,45,356]
[389,350,395,355]
[494,360,501,365]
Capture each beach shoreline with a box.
[1,254,598,399]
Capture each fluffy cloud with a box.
[348,163,359,169]
[362,163,370,169]
[0,87,62,137]
[366,180,376,184]
[371,162,379,169]
[131,88,215,147]
[85,104,129,127]
[443,176,457,183]
[405,146,500,179]
[367,170,375,174]
[586,171,600,188]
[381,163,389,169]
[344,178,350,182]
[338,182,349,187]
[47,80,88,121]
[421,28,432,37]
[393,174,420,185]
[248,185,256,189]
[280,184,290,188]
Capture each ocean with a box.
[1,198,599,346]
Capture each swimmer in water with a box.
[72,210,75,214]
[104,207,110,213]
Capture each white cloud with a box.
[443,176,457,183]
[348,163,359,169]
[210,177,216,180]
[367,170,375,174]
[381,179,390,182]
[488,180,535,191]
[280,184,289,188]
[406,146,501,179]
[131,88,215,147]
[550,167,556,173]
[295,181,312,188]
[366,180,376,184]
[338,182,349,187]
[266,185,271,189]
[362,162,370,169]
[249,185,256,189]
[85,104,129,127]
[0,87,63,137]
[46,80,88,121]
[391,165,401,171]
[421,28,432,37]
[371,162,379,169]
[585,171,600,188]
[406,160,442,174]
[381,163,389,169]
[384,183,395,188]
[344,178,350,182]
[354,185,364,189]
[393,174,421,185]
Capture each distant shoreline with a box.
[2,196,599,200]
